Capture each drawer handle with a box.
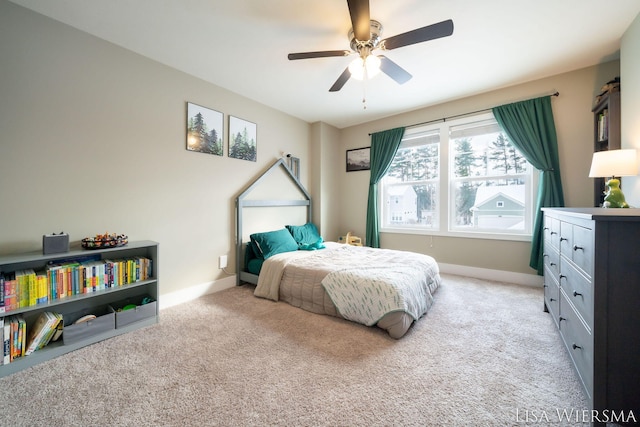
[559,274,566,281]
[560,237,568,242]
[550,262,556,267]
[573,290,582,297]
[544,227,549,231]
[572,343,582,350]
[559,316,566,322]
[550,231,557,235]
[550,298,556,302]
[573,245,584,251]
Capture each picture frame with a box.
[186,102,224,156]
[346,147,371,172]
[229,115,257,162]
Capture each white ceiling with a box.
[8,0,640,129]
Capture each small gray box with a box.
[63,306,115,345]
[43,233,69,255]
[111,296,156,329]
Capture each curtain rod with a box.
[368,91,559,135]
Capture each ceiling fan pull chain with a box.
[362,72,368,110]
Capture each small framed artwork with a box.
[229,116,257,162]
[186,102,223,156]
[346,147,371,172]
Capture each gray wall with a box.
[2,0,637,292]
[622,12,640,205]
[334,61,621,275]
[0,1,311,297]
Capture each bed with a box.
[235,159,441,338]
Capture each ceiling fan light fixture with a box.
[348,54,381,80]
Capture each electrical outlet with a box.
[219,255,227,269]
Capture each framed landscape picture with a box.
[186,102,223,156]
[229,116,257,162]
[346,147,371,172]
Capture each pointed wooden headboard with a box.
[235,158,312,285]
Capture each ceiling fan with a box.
[287,0,454,92]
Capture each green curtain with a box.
[492,96,564,275]
[365,127,405,248]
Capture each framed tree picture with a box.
[186,102,223,156]
[346,147,371,172]
[229,116,257,162]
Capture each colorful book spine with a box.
[0,273,5,313]
[2,318,9,365]
[4,274,17,311]
[1,256,151,313]
[0,317,3,365]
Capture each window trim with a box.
[379,112,537,242]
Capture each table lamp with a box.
[588,148,638,208]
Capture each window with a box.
[380,113,535,240]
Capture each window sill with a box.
[380,227,532,242]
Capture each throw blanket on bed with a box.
[322,264,437,326]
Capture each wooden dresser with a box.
[542,208,640,424]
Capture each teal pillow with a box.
[250,228,299,259]
[286,223,320,244]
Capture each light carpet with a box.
[0,274,588,426]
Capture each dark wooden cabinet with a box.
[542,208,640,425]
[592,90,621,207]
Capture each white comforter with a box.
[255,242,440,327]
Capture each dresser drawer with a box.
[544,267,560,325]
[560,257,593,329]
[559,291,593,398]
[570,224,594,279]
[543,245,560,279]
[544,216,561,251]
[559,222,593,279]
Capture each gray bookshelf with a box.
[0,240,159,377]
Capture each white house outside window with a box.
[380,112,535,241]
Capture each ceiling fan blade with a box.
[347,0,370,41]
[382,19,454,50]
[288,50,350,60]
[329,67,351,92]
[378,55,412,84]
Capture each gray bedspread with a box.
[254,242,441,338]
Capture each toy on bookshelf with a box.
[81,232,128,249]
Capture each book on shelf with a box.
[2,318,9,365]
[24,311,59,356]
[33,312,62,352]
[597,109,609,142]
[0,318,3,365]
[7,315,27,362]
[49,319,63,343]
[1,255,152,314]
[0,273,5,313]
[0,312,62,363]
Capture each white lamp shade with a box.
[588,149,639,178]
[348,55,381,80]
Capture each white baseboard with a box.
[438,263,543,287]
[159,275,236,310]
